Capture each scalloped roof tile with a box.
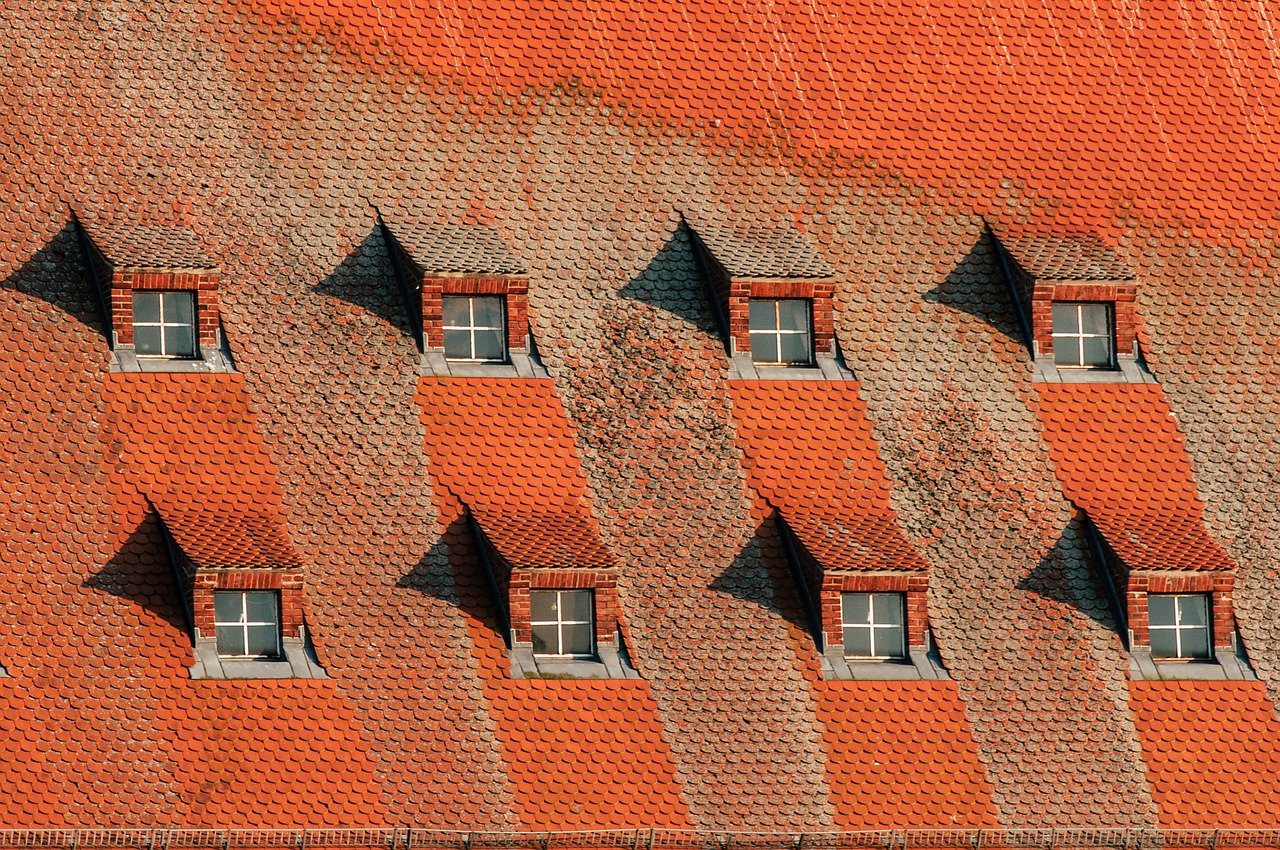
[998,233,1135,281]
[82,221,218,271]
[1035,384,1234,572]
[388,221,527,276]
[691,223,835,279]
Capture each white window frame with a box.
[441,294,507,362]
[132,290,198,358]
[529,589,595,659]
[1051,301,1114,368]
[1148,593,1212,661]
[748,298,813,365]
[213,590,282,659]
[840,592,907,660]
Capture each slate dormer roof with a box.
[999,233,1135,282]
[390,221,527,276]
[692,223,835,279]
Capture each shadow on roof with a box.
[616,222,721,339]
[313,226,415,342]
[1014,518,1121,637]
[708,515,812,639]
[398,514,508,641]
[2,220,107,339]
[84,513,190,639]
[923,230,1026,349]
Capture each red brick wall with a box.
[1030,281,1138,360]
[508,567,618,647]
[819,572,929,651]
[1127,571,1235,650]
[420,275,529,353]
[110,269,221,350]
[724,278,835,359]
[191,568,305,640]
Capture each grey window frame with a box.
[529,588,595,659]
[1148,593,1213,661]
[748,298,813,365]
[132,290,198,358]
[840,592,908,660]
[213,590,282,659]
[441,294,507,363]
[1051,301,1114,369]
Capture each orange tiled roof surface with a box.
[730,381,928,572]
[1131,682,1280,827]
[5,0,1280,837]
[1035,384,1234,572]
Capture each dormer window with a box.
[1051,302,1113,369]
[686,222,846,379]
[378,220,546,377]
[214,590,282,659]
[133,291,198,358]
[1148,594,1212,661]
[993,232,1144,382]
[442,294,506,362]
[530,589,596,659]
[73,219,230,372]
[749,298,812,365]
[841,592,907,660]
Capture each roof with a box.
[387,221,527,276]
[997,234,1136,281]
[690,223,836,279]
[1131,682,1280,827]
[5,0,1280,836]
[81,221,218,271]
[730,381,928,573]
[1035,384,1234,572]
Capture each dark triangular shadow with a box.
[84,513,189,637]
[709,515,812,637]
[312,226,415,342]
[923,229,1028,348]
[398,513,508,642]
[1,220,107,338]
[617,222,722,337]
[1015,519,1122,636]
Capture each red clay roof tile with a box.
[1036,384,1234,572]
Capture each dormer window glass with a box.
[749,298,812,365]
[530,589,594,658]
[442,295,506,362]
[1051,302,1113,369]
[841,592,907,660]
[1148,594,1211,660]
[132,291,197,358]
[214,590,282,659]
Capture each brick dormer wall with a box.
[76,220,226,367]
[1126,571,1236,651]
[994,232,1140,363]
[508,567,620,649]
[110,268,222,350]
[818,571,930,652]
[190,568,306,642]
[421,275,530,353]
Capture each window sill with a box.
[509,639,640,680]
[190,636,327,680]
[1128,647,1255,681]
[729,352,855,382]
[112,346,234,374]
[1033,353,1153,384]
[821,646,948,681]
[421,348,548,379]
